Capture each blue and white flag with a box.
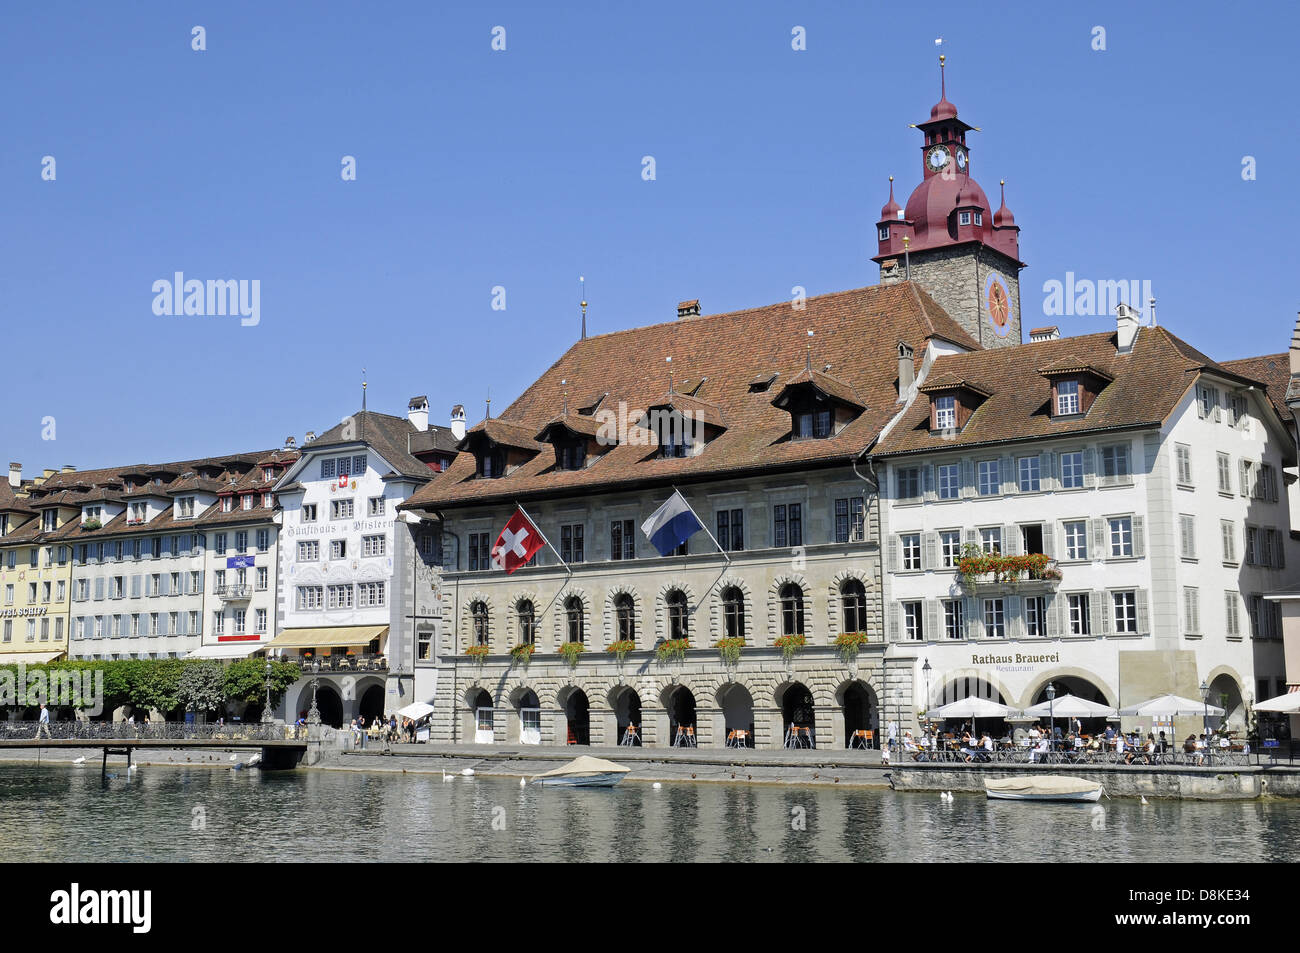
[641,490,705,557]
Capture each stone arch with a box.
[835,677,881,748]
[1020,668,1117,710]
[603,583,644,650]
[709,575,754,642]
[826,567,877,641]
[504,589,541,647]
[506,680,540,708]
[552,586,593,651]
[1205,665,1248,730]
[460,590,497,652]
[933,667,1014,709]
[767,573,811,647]
[654,579,699,644]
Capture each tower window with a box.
[878,225,890,241]
[974,211,983,226]
[959,211,971,226]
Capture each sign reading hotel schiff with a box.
[0,607,48,618]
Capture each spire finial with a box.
[806,330,814,373]
[485,395,491,420]
[666,356,674,394]
[561,378,568,415]
[579,275,588,340]
[888,174,895,201]
[362,368,367,411]
[939,53,946,100]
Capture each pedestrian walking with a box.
[35,703,52,739]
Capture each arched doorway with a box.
[1030,676,1111,737]
[1207,674,1245,732]
[933,676,1007,736]
[358,684,385,725]
[563,688,590,745]
[779,682,815,748]
[666,686,696,746]
[469,688,494,743]
[717,683,754,748]
[514,689,541,744]
[611,686,642,745]
[841,681,877,748]
[314,685,343,729]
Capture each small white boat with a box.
[530,756,631,788]
[984,775,1103,803]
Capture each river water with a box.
[2,764,1297,862]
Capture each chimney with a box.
[1115,302,1141,354]
[1029,326,1061,343]
[42,469,55,479]
[676,299,701,320]
[896,342,915,401]
[1290,311,1300,379]
[61,465,75,473]
[879,258,903,287]
[450,404,466,441]
[407,396,429,432]
[284,435,296,450]
[8,463,19,489]
[305,431,316,443]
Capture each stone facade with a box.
[907,244,1022,350]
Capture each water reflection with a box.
[0,765,1294,863]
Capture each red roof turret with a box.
[880,175,901,220]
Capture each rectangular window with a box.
[1221,521,1236,563]
[358,581,385,607]
[934,396,956,430]
[1179,514,1197,559]
[1113,591,1137,633]
[330,539,347,560]
[983,598,1006,639]
[255,609,267,634]
[560,524,585,563]
[610,519,635,560]
[977,460,1000,496]
[979,527,1002,555]
[773,504,802,548]
[368,497,385,517]
[833,499,863,544]
[943,599,964,640]
[1018,456,1040,492]
[1245,526,1259,566]
[897,468,920,500]
[190,611,200,636]
[1175,444,1192,486]
[940,529,962,568]
[467,533,491,571]
[362,534,385,557]
[1101,444,1130,482]
[1060,451,1084,489]
[1108,516,1133,557]
[331,499,354,520]
[1025,596,1046,637]
[327,584,353,609]
[1183,587,1200,634]
[256,567,268,591]
[1224,592,1240,638]
[1057,380,1080,415]
[296,586,323,610]
[937,464,961,499]
[298,540,319,561]
[1217,453,1232,494]
[235,531,248,552]
[1063,520,1088,560]
[903,602,923,641]
[212,612,224,635]
[302,504,317,522]
[900,533,921,570]
[256,529,270,552]
[321,458,335,479]
[1067,593,1091,635]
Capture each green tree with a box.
[224,659,300,707]
[177,662,227,715]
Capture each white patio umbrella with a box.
[925,697,1018,720]
[1253,691,1300,713]
[1021,694,1117,718]
[1118,694,1224,718]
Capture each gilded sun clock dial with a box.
[984,273,1013,338]
[926,144,951,172]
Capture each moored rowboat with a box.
[530,756,631,788]
[984,775,1103,802]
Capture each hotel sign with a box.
[972,653,1061,665]
[1,606,48,618]
[283,518,392,539]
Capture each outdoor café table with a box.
[784,725,812,749]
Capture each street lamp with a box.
[1046,682,1056,760]
[1200,679,1211,766]
[307,657,322,726]
[261,657,274,724]
[922,659,932,735]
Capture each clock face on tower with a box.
[984,272,1013,338]
[955,148,967,172]
[926,144,951,172]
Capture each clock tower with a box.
[874,56,1025,349]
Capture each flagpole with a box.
[513,503,573,623]
[671,485,730,566]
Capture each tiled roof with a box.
[402,281,979,510]
[1220,353,1294,424]
[772,367,865,410]
[1036,355,1113,381]
[303,411,432,481]
[875,326,1274,457]
[408,427,459,456]
[462,418,548,452]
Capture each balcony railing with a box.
[292,654,388,673]
[215,585,252,601]
[956,549,1061,594]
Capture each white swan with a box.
[441,770,455,782]
[460,767,474,777]
[72,756,86,765]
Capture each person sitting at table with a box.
[1193,734,1207,764]
[1027,725,1040,747]
[1104,725,1115,743]
[1029,735,1050,763]
[1158,730,1168,753]
[1183,734,1197,754]
[980,731,995,762]
[1114,733,1126,759]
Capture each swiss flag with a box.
[491,508,545,574]
[338,473,349,488]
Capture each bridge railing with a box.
[0,721,291,742]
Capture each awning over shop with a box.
[0,651,64,664]
[264,625,389,650]
[185,644,265,660]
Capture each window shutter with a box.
[1005,595,1021,638]
[964,597,979,639]
[1136,589,1150,634]
[1082,449,1096,488]
[1278,538,1286,570]
[131,574,141,598]
[1040,451,1055,491]
[886,603,899,642]
[161,536,172,557]
[1042,523,1056,559]
[1132,515,1145,558]
[1090,518,1105,557]
[1000,456,1015,494]
[1196,388,1206,418]
[177,613,188,636]
[1092,590,1110,634]
[94,578,104,601]
[923,532,938,570]
[961,459,975,498]
[925,599,940,642]
[1239,461,1249,497]
[160,574,171,596]
[197,571,205,592]
[159,614,169,636]
[887,536,900,572]
[1003,525,1018,556]
[1045,594,1060,637]
[922,465,935,501]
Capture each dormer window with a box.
[794,410,832,440]
[1057,380,1080,415]
[771,368,863,442]
[178,497,195,519]
[42,510,57,532]
[479,449,505,479]
[974,211,983,226]
[129,502,147,525]
[242,495,253,510]
[959,211,971,226]
[934,395,956,430]
[83,505,102,524]
[221,496,233,513]
[557,441,586,471]
[879,225,890,241]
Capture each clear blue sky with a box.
[1,1,1294,473]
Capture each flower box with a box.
[509,643,535,667]
[774,633,806,662]
[835,631,871,662]
[655,638,690,663]
[559,641,586,667]
[605,639,636,663]
[957,544,1060,592]
[715,637,745,665]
